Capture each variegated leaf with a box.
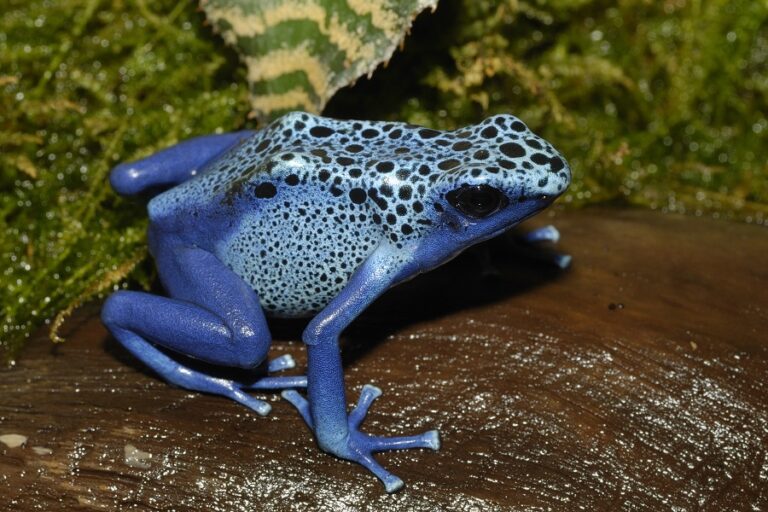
[201,0,439,122]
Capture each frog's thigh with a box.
[103,245,271,369]
[102,291,273,415]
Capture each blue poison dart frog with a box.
[102,112,571,492]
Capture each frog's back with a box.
[149,110,567,225]
[151,113,391,216]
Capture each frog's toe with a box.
[370,430,440,451]
[349,384,382,428]
[239,375,307,392]
[224,387,272,416]
[543,249,572,269]
[344,426,439,493]
[382,474,405,494]
[553,252,572,269]
[352,449,404,493]
[237,355,306,392]
[281,389,314,427]
[525,224,560,244]
[522,224,572,269]
[348,384,439,451]
[268,353,295,372]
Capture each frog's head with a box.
[410,115,570,270]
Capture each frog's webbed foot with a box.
[521,224,571,269]
[283,384,440,493]
[479,225,570,278]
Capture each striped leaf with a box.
[201,0,438,122]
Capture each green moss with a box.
[328,0,768,219]
[1,0,251,360]
[2,0,767,360]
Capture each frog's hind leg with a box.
[110,131,254,197]
[101,244,305,416]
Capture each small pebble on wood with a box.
[0,435,27,449]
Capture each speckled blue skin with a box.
[101,112,571,492]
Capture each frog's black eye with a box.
[446,184,508,219]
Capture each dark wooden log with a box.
[1,208,767,511]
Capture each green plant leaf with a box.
[201,0,439,121]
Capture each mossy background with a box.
[1,0,766,361]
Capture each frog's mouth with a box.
[464,195,556,243]
[470,215,534,247]
[410,195,555,276]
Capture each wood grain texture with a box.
[1,208,767,511]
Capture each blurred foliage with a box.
[1,0,766,360]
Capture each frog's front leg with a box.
[282,250,439,493]
[101,244,306,416]
[521,225,572,269]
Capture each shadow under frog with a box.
[101,112,571,492]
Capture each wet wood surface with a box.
[1,208,767,511]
